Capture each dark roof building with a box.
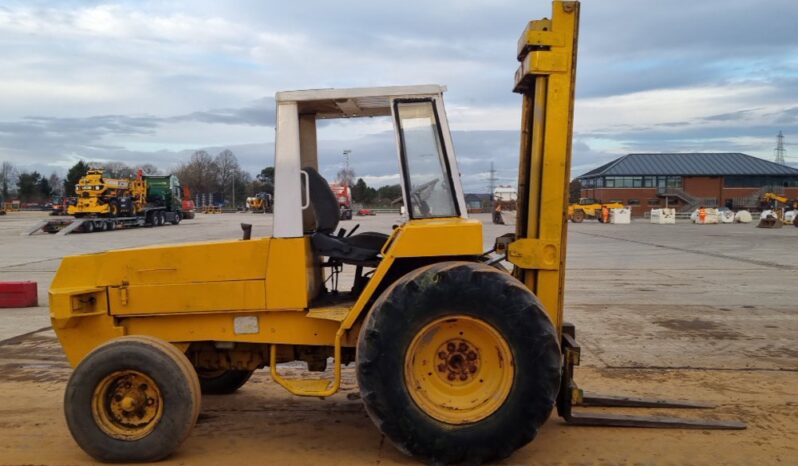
[581,153,798,177]
[577,153,798,216]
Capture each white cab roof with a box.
[275,84,447,119]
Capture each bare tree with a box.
[175,151,218,194]
[48,173,64,197]
[215,150,241,206]
[1,161,17,199]
[336,167,355,187]
[139,163,160,175]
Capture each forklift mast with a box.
[509,1,579,331]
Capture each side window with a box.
[394,100,458,219]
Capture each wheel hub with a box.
[404,315,514,425]
[93,370,163,440]
[436,339,479,383]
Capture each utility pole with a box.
[487,161,497,198]
[774,131,786,165]
[343,149,352,187]
[232,174,236,210]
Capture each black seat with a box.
[304,167,388,263]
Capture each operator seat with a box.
[304,167,389,263]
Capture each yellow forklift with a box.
[50,2,743,464]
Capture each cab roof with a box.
[275,84,446,119]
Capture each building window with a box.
[627,199,640,205]
[596,177,604,187]
[643,176,655,188]
[724,175,798,188]
[647,198,661,205]
[666,176,682,188]
[608,199,623,204]
[605,177,615,188]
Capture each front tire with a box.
[572,209,585,223]
[357,262,560,465]
[64,336,201,462]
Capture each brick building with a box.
[577,153,798,217]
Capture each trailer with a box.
[27,169,187,235]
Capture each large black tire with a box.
[64,336,201,462]
[171,212,181,225]
[357,262,561,465]
[197,369,253,394]
[84,221,95,233]
[108,200,120,218]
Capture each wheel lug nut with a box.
[447,342,456,352]
[438,351,447,360]
[447,372,456,381]
[467,351,477,361]
[437,363,447,372]
[458,343,468,352]
[459,373,468,381]
[469,365,477,373]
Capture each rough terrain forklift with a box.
[49,2,743,464]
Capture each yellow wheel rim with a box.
[92,370,163,440]
[404,315,514,425]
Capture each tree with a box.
[48,173,63,197]
[1,161,17,199]
[351,178,368,203]
[336,166,355,187]
[140,163,160,175]
[257,166,274,184]
[175,151,217,194]
[214,150,241,205]
[64,161,89,196]
[16,171,42,202]
[376,184,402,203]
[37,176,52,199]
[569,179,582,203]
[95,161,134,179]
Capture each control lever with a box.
[346,224,360,237]
[241,223,252,240]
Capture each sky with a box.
[1,0,798,192]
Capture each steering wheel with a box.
[410,178,439,217]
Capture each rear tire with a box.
[197,369,253,394]
[84,221,95,233]
[64,336,201,462]
[572,209,585,223]
[357,262,560,465]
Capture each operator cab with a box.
[272,85,467,297]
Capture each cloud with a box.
[2,0,798,183]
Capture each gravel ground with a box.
[0,211,795,465]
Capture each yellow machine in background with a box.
[567,198,624,222]
[757,192,798,228]
[49,2,743,465]
[67,169,143,217]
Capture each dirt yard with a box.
[0,211,796,465]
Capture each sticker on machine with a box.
[234,316,259,334]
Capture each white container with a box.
[734,210,752,223]
[650,208,676,224]
[691,208,719,224]
[719,210,735,223]
[785,210,797,224]
[610,208,631,224]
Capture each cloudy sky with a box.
[1,0,797,192]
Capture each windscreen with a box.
[395,100,458,219]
